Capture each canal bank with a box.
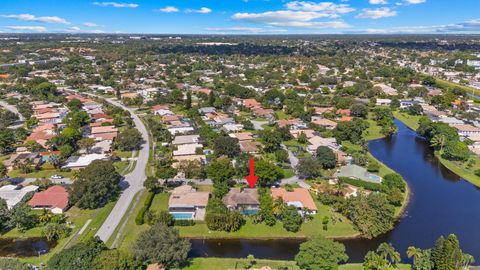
[190,120,480,262]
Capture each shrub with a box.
[135,191,155,225]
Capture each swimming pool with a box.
[241,209,259,216]
[171,212,194,220]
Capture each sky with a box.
[0,0,479,34]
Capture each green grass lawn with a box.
[437,154,480,187]
[178,194,358,239]
[8,167,75,179]
[179,257,300,270]
[393,111,421,131]
[113,161,130,175]
[364,113,385,141]
[13,204,108,265]
[339,263,411,270]
[112,150,136,158]
[275,110,289,120]
[114,192,170,252]
[436,78,480,96]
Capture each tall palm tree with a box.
[461,254,475,270]
[377,243,401,267]
[430,134,447,152]
[406,246,423,267]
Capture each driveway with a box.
[79,94,150,243]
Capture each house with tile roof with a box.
[28,185,69,214]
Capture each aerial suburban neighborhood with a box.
[0,0,480,270]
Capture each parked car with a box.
[51,175,63,179]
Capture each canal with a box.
[190,119,480,262]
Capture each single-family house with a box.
[168,185,210,220]
[270,188,317,214]
[28,185,69,214]
[335,164,382,183]
[63,153,108,170]
[0,185,39,209]
[223,188,260,215]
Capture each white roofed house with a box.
[62,153,108,170]
[0,185,39,209]
[307,136,339,153]
[172,135,200,145]
[173,144,203,156]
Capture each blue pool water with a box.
[366,173,382,183]
[171,212,194,219]
[240,209,259,216]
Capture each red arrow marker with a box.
[245,158,259,188]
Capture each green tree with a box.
[281,205,303,232]
[185,91,192,109]
[93,249,143,270]
[295,236,348,270]
[255,159,284,187]
[9,204,37,232]
[316,146,337,169]
[376,242,400,267]
[132,223,191,268]
[442,141,470,161]
[213,136,240,158]
[116,128,143,151]
[46,237,106,270]
[296,157,323,179]
[0,258,29,270]
[78,138,96,154]
[68,160,121,209]
[431,234,466,270]
[206,157,235,184]
[67,98,83,111]
[0,128,15,154]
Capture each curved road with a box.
[80,93,150,243]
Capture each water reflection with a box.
[190,120,480,262]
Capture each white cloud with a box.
[353,18,480,34]
[186,7,212,14]
[369,0,388,4]
[1,14,70,24]
[356,7,397,19]
[206,27,288,33]
[233,10,349,29]
[5,26,47,32]
[404,0,426,4]
[83,22,99,27]
[156,6,179,13]
[285,1,355,14]
[93,2,139,8]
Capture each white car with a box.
[50,175,64,179]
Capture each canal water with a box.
[190,119,480,262]
[0,237,55,257]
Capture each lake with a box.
[0,237,56,257]
[190,120,480,262]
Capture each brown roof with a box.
[312,118,337,128]
[270,188,317,211]
[169,185,210,207]
[223,188,259,207]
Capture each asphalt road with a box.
[84,96,150,243]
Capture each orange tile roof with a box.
[270,188,317,211]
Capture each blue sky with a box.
[0,0,479,34]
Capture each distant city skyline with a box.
[0,0,479,34]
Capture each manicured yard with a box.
[436,78,480,96]
[437,154,480,187]
[114,192,170,252]
[8,167,75,179]
[364,116,384,141]
[180,257,300,270]
[178,194,358,239]
[393,111,421,130]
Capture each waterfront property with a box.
[168,185,210,220]
[223,188,260,215]
[270,188,317,215]
[28,185,69,214]
[335,164,382,183]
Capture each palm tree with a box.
[335,178,345,196]
[461,254,475,270]
[430,134,447,152]
[407,246,423,267]
[377,243,401,267]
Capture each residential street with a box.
[86,96,150,243]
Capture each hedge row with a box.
[339,177,385,192]
[135,191,155,225]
